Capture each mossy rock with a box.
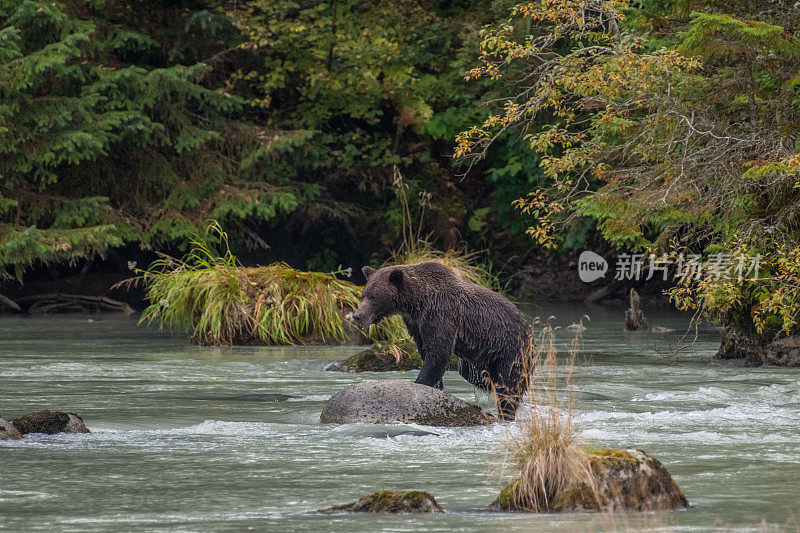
[492,448,688,512]
[320,380,494,427]
[714,327,766,366]
[326,340,458,373]
[491,479,521,511]
[12,410,90,435]
[319,490,442,514]
[0,417,22,440]
[765,336,800,367]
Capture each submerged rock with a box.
[320,380,494,427]
[576,391,612,402]
[319,491,442,514]
[0,418,22,440]
[224,393,293,402]
[325,341,458,373]
[492,448,688,512]
[12,410,90,435]
[650,326,676,334]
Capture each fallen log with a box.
[15,293,134,315]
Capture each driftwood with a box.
[624,288,648,331]
[13,293,134,315]
[0,293,20,312]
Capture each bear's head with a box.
[351,265,405,327]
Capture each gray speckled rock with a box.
[12,410,90,435]
[0,418,22,440]
[320,380,494,427]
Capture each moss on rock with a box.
[319,490,443,513]
[492,448,688,513]
[411,401,494,427]
[490,479,521,511]
[325,341,459,373]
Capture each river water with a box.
[1,305,798,532]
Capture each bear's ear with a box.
[388,268,403,287]
[362,266,376,280]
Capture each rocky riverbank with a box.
[716,327,800,367]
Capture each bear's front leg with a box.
[414,322,456,391]
[404,315,443,389]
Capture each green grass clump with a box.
[134,221,400,345]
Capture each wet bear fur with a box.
[352,261,532,419]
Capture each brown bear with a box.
[352,261,532,419]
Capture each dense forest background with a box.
[3,0,800,348]
[0,0,560,285]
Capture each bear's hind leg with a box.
[457,359,492,391]
[489,358,526,420]
[495,386,523,420]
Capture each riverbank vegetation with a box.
[3,0,800,358]
[457,0,800,354]
[0,0,552,284]
[132,222,403,345]
[134,220,498,345]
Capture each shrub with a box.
[132,222,399,345]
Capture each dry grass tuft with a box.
[389,245,503,292]
[388,166,503,292]
[500,325,598,512]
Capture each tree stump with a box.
[624,288,648,331]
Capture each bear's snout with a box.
[352,308,373,327]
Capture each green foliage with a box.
[136,222,401,345]
[0,0,301,277]
[0,0,541,280]
[460,0,800,334]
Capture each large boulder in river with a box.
[714,327,766,365]
[715,328,800,367]
[325,341,458,373]
[0,418,22,440]
[319,491,442,514]
[12,410,90,435]
[764,336,800,367]
[320,380,494,427]
[492,449,688,512]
